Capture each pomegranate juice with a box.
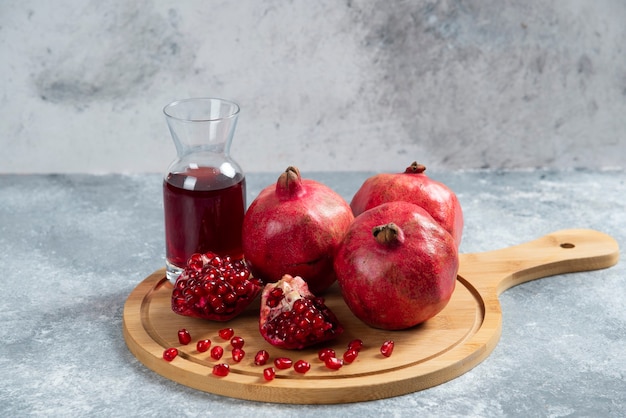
[163,167,246,271]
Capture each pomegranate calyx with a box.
[372,222,405,246]
[276,166,305,200]
[404,161,426,174]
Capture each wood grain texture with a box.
[123,229,618,404]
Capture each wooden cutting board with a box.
[123,229,619,404]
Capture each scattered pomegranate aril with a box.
[254,350,270,366]
[212,363,230,377]
[177,328,191,345]
[274,357,293,370]
[343,349,359,364]
[211,346,224,360]
[293,360,311,374]
[230,336,245,349]
[347,339,364,352]
[263,367,276,381]
[318,348,336,362]
[196,339,211,353]
[218,327,235,340]
[259,275,344,349]
[381,340,395,357]
[171,252,261,321]
[232,348,245,362]
[162,347,178,362]
[324,357,343,370]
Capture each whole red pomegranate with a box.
[334,201,459,330]
[259,274,343,349]
[242,166,354,294]
[350,162,463,247]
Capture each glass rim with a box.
[163,97,240,122]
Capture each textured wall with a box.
[1,0,625,173]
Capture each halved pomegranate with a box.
[259,274,343,349]
[171,252,261,321]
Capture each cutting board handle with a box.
[458,229,619,295]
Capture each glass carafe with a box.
[162,98,246,282]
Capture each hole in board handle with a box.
[560,243,575,249]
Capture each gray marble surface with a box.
[1,169,625,417]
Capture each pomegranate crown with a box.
[276,166,305,200]
[404,162,427,174]
[372,222,406,246]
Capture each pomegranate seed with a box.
[218,328,234,340]
[343,349,359,364]
[230,336,245,349]
[212,363,230,377]
[294,360,311,374]
[232,347,245,362]
[210,255,222,266]
[187,253,204,270]
[162,347,178,362]
[318,348,336,362]
[274,357,293,370]
[254,349,270,366]
[196,339,211,353]
[211,346,224,360]
[266,288,285,307]
[381,340,395,357]
[263,367,275,381]
[347,339,363,352]
[325,357,343,370]
[177,329,191,345]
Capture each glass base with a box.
[165,259,184,284]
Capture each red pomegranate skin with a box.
[350,162,463,248]
[242,167,354,294]
[334,201,459,330]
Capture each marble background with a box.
[1,0,625,174]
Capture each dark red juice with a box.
[163,166,246,268]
